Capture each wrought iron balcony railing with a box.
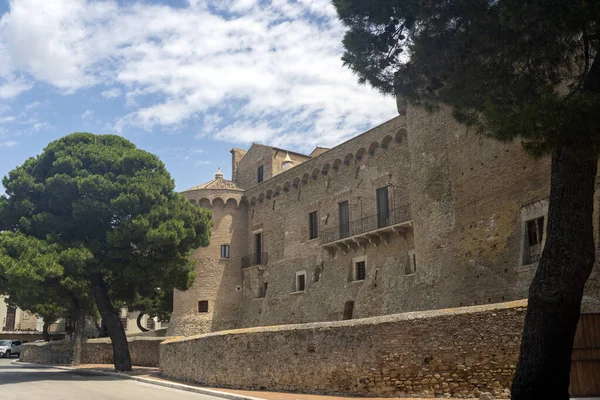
[241,252,268,269]
[320,204,412,245]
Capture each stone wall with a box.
[20,337,167,367]
[169,187,247,337]
[160,301,526,398]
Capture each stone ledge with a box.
[163,299,527,344]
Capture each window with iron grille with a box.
[523,217,544,265]
[146,318,155,330]
[355,261,366,281]
[220,244,230,259]
[257,165,264,183]
[120,317,128,330]
[309,211,318,239]
[198,300,209,313]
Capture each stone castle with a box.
[168,106,600,337]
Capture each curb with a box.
[10,361,266,400]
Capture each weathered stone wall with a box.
[160,301,526,398]
[406,105,600,312]
[20,337,167,367]
[169,189,247,336]
[238,116,414,328]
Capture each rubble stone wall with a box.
[160,301,526,399]
[20,336,167,367]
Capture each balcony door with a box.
[339,201,350,239]
[377,186,390,228]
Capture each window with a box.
[343,301,354,320]
[354,261,366,281]
[220,244,230,259]
[198,300,209,313]
[295,271,306,292]
[376,186,390,228]
[120,317,128,329]
[23,313,29,320]
[146,318,155,330]
[309,211,319,239]
[259,282,268,298]
[524,217,544,264]
[406,250,417,275]
[254,232,262,264]
[257,165,264,183]
[339,201,350,239]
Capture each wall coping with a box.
[163,299,528,344]
[22,336,173,347]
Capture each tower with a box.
[168,168,247,336]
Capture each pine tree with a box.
[0,133,211,371]
[333,1,600,398]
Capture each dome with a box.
[182,168,243,192]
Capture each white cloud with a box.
[81,109,94,120]
[0,140,18,147]
[0,0,397,151]
[0,75,32,98]
[101,88,121,98]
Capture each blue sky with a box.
[0,0,397,192]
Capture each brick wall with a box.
[160,300,526,398]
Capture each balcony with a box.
[320,204,412,253]
[241,252,268,269]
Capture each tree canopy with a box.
[335,1,600,399]
[335,0,600,155]
[0,133,211,370]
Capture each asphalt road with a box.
[0,358,225,400]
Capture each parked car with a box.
[0,340,21,358]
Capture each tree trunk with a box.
[136,312,149,332]
[42,320,50,342]
[89,272,132,371]
[511,146,597,400]
[71,301,85,365]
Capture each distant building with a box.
[0,295,42,332]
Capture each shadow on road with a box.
[0,363,127,386]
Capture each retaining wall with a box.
[160,301,526,399]
[20,336,168,367]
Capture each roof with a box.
[182,169,244,192]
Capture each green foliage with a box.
[128,288,174,322]
[334,0,600,155]
[0,132,211,319]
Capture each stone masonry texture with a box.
[20,337,167,367]
[169,105,599,335]
[160,300,526,399]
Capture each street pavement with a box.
[0,358,227,400]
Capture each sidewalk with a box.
[13,361,499,400]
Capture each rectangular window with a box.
[295,272,306,292]
[254,232,262,265]
[406,250,417,275]
[376,186,390,228]
[339,201,350,239]
[220,244,230,259]
[198,300,209,313]
[354,261,366,281]
[309,211,319,239]
[146,318,155,330]
[257,165,264,183]
[120,317,128,330]
[524,217,544,264]
[343,301,354,320]
[259,282,268,298]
